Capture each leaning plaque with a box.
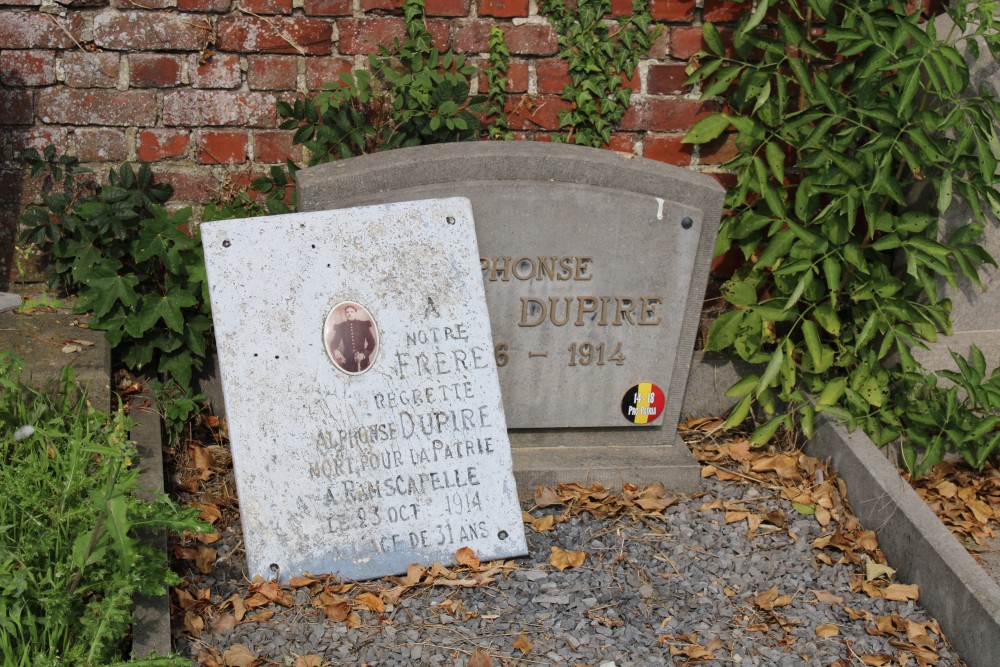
[201,198,528,581]
[296,143,725,493]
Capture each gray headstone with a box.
[296,142,724,493]
[201,198,527,581]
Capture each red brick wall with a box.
[0,0,750,277]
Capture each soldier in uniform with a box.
[328,304,376,373]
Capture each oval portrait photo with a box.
[323,301,379,375]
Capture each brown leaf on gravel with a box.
[859,654,892,666]
[815,624,840,638]
[752,587,792,610]
[245,609,274,623]
[225,594,246,622]
[221,644,258,667]
[528,514,556,532]
[467,649,493,667]
[512,633,533,655]
[195,546,217,574]
[534,486,562,507]
[881,583,919,601]
[190,502,223,525]
[550,546,587,571]
[324,600,351,622]
[456,546,481,569]
[345,611,362,628]
[289,576,318,588]
[844,606,873,621]
[811,589,844,605]
[183,610,204,638]
[196,649,220,667]
[292,656,323,667]
[355,592,385,614]
[211,613,237,634]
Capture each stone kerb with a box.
[296,142,724,494]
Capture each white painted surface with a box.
[201,198,527,580]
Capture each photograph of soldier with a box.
[323,301,378,374]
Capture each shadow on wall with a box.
[0,84,31,290]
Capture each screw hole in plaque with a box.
[269,563,280,575]
[681,216,694,230]
[275,355,280,359]
[498,530,508,541]
[222,239,231,248]
[446,216,455,224]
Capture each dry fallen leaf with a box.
[456,546,481,569]
[221,644,257,667]
[864,559,896,581]
[355,592,385,614]
[324,600,350,622]
[811,589,845,605]
[292,655,323,667]
[211,613,237,634]
[467,648,493,667]
[535,486,562,507]
[512,633,533,655]
[549,546,587,571]
[881,583,919,602]
[816,623,840,638]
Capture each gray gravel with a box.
[173,476,965,666]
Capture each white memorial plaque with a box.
[201,198,527,581]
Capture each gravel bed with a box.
[172,476,963,666]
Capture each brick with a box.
[606,133,638,154]
[63,52,121,89]
[647,63,689,94]
[649,26,670,58]
[671,25,733,59]
[703,0,746,22]
[425,0,469,16]
[642,132,692,166]
[157,169,217,203]
[478,58,528,93]
[241,0,292,13]
[38,89,156,126]
[163,90,277,127]
[305,56,354,90]
[93,11,213,51]
[0,11,78,49]
[651,0,695,21]
[217,16,333,55]
[198,130,248,164]
[0,0,42,6]
[619,96,716,131]
[130,54,182,88]
[189,54,242,89]
[303,0,351,15]
[358,0,466,13]
[177,0,231,10]
[248,55,298,90]
[74,128,128,162]
[254,129,302,163]
[453,19,491,53]
[0,89,33,125]
[478,0,528,18]
[340,17,449,54]
[111,0,173,8]
[505,95,571,131]
[9,127,70,158]
[504,23,558,56]
[138,129,190,161]
[0,50,56,86]
[535,58,569,94]
[699,132,738,164]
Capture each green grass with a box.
[0,352,206,666]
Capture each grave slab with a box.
[201,198,527,581]
[296,142,724,493]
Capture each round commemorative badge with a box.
[620,383,665,424]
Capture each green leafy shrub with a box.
[0,353,207,666]
[539,0,659,147]
[19,147,212,392]
[683,0,1000,474]
[279,0,494,166]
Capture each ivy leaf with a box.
[77,273,140,318]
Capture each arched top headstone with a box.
[298,142,724,437]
